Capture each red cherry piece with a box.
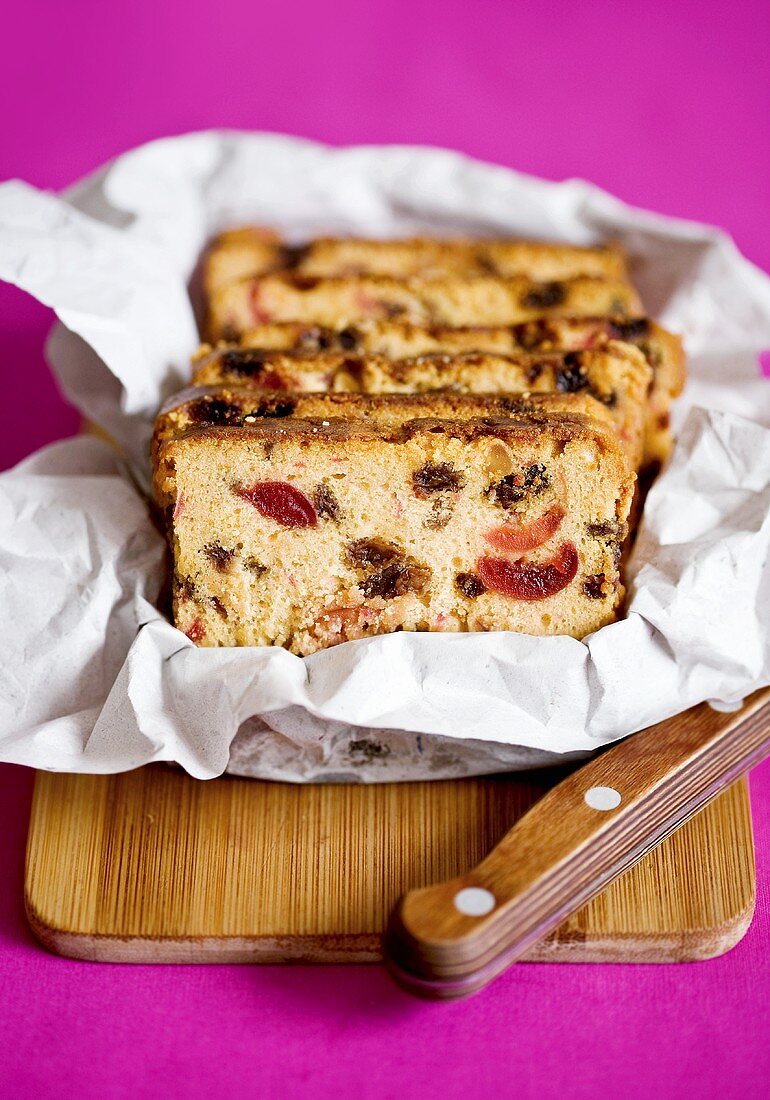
[477,543,579,601]
[354,290,382,316]
[235,481,318,527]
[485,506,565,553]
[249,282,272,324]
[185,618,205,643]
[258,370,290,391]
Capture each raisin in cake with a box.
[205,230,628,291]
[232,316,683,469]
[192,342,651,470]
[206,273,642,341]
[154,415,634,654]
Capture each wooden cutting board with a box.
[25,707,756,965]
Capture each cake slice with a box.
[205,273,642,341]
[231,316,683,469]
[204,231,628,293]
[154,415,634,654]
[191,342,651,470]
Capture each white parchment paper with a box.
[1,131,770,781]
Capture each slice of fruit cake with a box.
[154,414,634,654]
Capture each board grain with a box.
[25,764,755,965]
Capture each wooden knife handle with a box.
[384,688,770,1000]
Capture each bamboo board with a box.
[25,765,755,964]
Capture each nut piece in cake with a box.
[154,416,634,654]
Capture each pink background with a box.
[1,1,770,1096]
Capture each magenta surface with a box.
[1,1,770,1096]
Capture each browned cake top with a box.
[160,408,624,457]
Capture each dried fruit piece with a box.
[609,318,650,341]
[249,282,272,324]
[209,596,228,620]
[345,538,404,569]
[296,325,332,351]
[486,463,550,509]
[555,353,588,393]
[249,399,297,419]
[292,275,321,291]
[203,542,236,572]
[477,543,578,601]
[425,496,454,529]
[281,243,310,269]
[360,560,432,600]
[587,520,621,539]
[522,281,566,309]
[455,572,486,599]
[412,461,466,498]
[485,506,565,552]
[234,481,318,527]
[221,349,268,376]
[313,483,342,521]
[218,351,292,390]
[583,574,609,600]
[184,618,205,643]
[243,555,268,577]
[187,397,242,426]
[354,289,383,316]
[344,537,430,599]
[337,327,360,350]
[176,576,196,602]
[587,519,624,568]
[313,604,381,646]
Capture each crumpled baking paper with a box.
[1,131,770,782]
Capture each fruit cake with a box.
[204,230,628,293]
[231,316,684,469]
[205,273,643,341]
[154,415,635,654]
[191,342,651,470]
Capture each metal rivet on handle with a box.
[584,786,622,811]
[454,887,496,916]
